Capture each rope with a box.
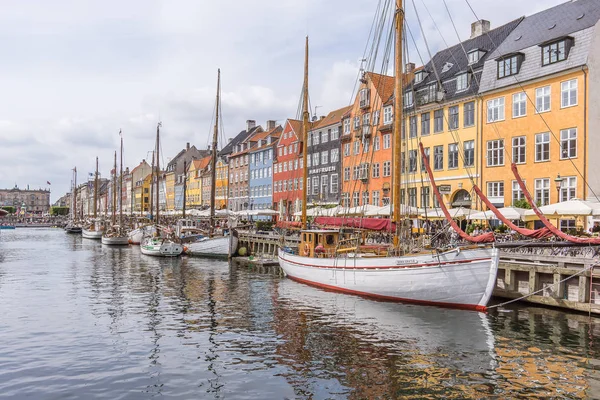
[487,262,598,309]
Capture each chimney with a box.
[470,20,490,39]
[186,142,190,150]
[125,167,130,174]
[405,62,416,73]
[246,120,256,131]
[142,159,145,163]
[266,120,276,131]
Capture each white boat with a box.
[82,225,103,240]
[128,225,155,245]
[140,237,183,257]
[101,235,130,246]
[278,240,499,312]
[185,234,238,259]
[101,137,129,246]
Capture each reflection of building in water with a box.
[491,306,600,398]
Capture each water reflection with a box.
[0,229,599,399]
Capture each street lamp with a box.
[554,173,563,201]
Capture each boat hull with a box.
[128,226,155,245]
[82,229,103,240]
[0,226,16,230]
[277,247,499,311]
[101,236,130,246]
[185,236,237,259]
[140,239,183,257]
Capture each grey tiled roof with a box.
[408,17,522,103]
[219,126,263,157]
[488,0,600,59]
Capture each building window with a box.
[468,49,481,65]
[486,139,504,167]
[321,131,328,143]
[352,192,360,207]
[561,79,577,108]
[560,219,576,232]
[512,136,526,164]
[487,181,504,198]
[372,163,380,178]
[363,139,370,154]
[344,143,350,157]
[353,166,359,180]
[535,132,550,162]
[512,180,524,205]
[343,119,350,135]
[353,141,360,155]
[312,152,319,166]
[464,101,475,127]
[487,97,505,122]
[321,151,329,165]
[421,112,430,135]
[535,86,551,113]
[542,39,571,66]
[374,136,380,151]
[404,91,414,107]
[448,143,458,169]
[372,190,380,207]
[433,109,444,133]
[433,145,444,171]
[560,128,577,159]
[560,176,577,201]
[512,92,526,118]
[448,106,459,130]
[497,55,520,78]
[330,174,339,194]
[421,147,430,171]
[408,150,417,172]
[312,177,319,195]
[383,161,391,177]
[341,193,349,207]
[383,106,393,124]
[420,187,430,208]
[383,134,391,149]
[343,167,350,181]
[408,188,417,207]
[535,178,550,206]
[373,110,380,125]
[463,141,474,167]
[362,191,369,205]
[331,148,339,163]
[331,128,339,141]
[456,73,468,91]
[321,175,329,196]
[409,116,417,138]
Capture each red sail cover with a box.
[314,217,395,231]
[472,185,552,239]
[276,221,302,229]
[511,163,600,244]
[419,143,494,243]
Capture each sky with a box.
[0,0,565,203]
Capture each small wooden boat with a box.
[141,236,183,257]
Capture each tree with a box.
[512,199,532,209]
[1,206,16,214]
[50,206,69,216]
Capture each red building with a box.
[273,119,305,220]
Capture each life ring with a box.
[304,243,310,255]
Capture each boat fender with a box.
[315,245,325,254]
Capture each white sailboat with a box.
[82,157,104,239]
[102,136,129,246]
[186,69,237,259]
[277,11,499,312]
[65,167,82,234]
[140,122,184,257]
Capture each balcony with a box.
[359,98,370,109]
[340,133,352,142]
[359,164,369,182]
[416,90,444,106]
[359,89,370,109]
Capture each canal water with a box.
[1,229,599,399]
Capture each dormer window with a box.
[456,73,469,92]
[441,62,454,73]
[467,49,485,65]
[404,91,413,108]
[414,70,427,84]
[541,37,573,66]
[497,53,523,79]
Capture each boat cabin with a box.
[300,229,340,257]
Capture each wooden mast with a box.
[73,167,77,222]
[301,36,309,230]
[112,151,117,226]
[155,123,161,226]
[209,69,220,238]
[149,150,154,220]
[119,133,124,233]
[392,0,404,248]
[182,160,187,219]
[93,157,99,219]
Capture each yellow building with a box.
[134,173,152,213]
[186,157,209,210]
[164,171,176,212]
[478,1,599,230]
[215,156,228,210]
[401,19,521,210]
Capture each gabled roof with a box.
[366,72,395,104]
[219,125,263,157]
[286,119,304,141]
[489,0,600,59]
[249,126,283,152]
[310,105,352,131]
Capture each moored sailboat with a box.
[82,157,104,239]
[185,69,237,259]
[65,167,82,234]
[277,8,499,312]
[102,136,129,246]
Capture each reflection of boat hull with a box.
[101,236,129,246]
[185,235,237,259]
[82,229,103,240]
[277,247,499,311]
[140,238,183,257]
[65,226,82,234]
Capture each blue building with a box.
[248,122,281,219]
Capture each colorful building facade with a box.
[249,124,281,215]
[273,119,304,219]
